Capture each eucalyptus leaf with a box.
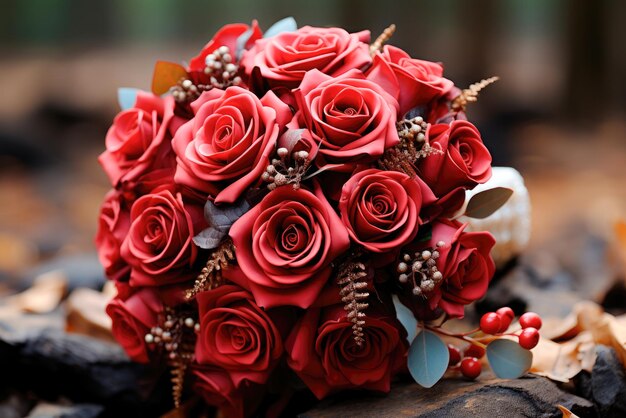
[392,295,418,343]
[486,338,533,379]
[117,88,138,110]
[464,187,514,219]
[408,329,449,388]
[203,199,250,232]
[263,17,297,39]
[193,227,226,250]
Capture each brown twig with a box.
[186,238,235,300]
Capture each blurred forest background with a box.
[0,0,625,287]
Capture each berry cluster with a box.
[439,308,543,380]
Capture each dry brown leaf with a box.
[531,334,592,382]
[557,404,580,418]
[541,314,580,341]
[65,287,113,342]
[607,316,626,367]
[8,270,67,313]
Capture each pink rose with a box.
[295,69,400,171]
[120,189,203,287]
[228,184,350,309]
[195,284,283,387]
[99,92,175,187]
[367,45,454,115]
[339,169,436,253]
[95,190,131,282]
[172,87,291,204]
[242,26,371,88]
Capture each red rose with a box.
[195,285,283,387]
[99,92,175,187]
[120,189,203,287]
[95,190,130,282]
[192,364,264,418]
[172,87,291,204]
[401,220,496,319]
[417,120,492,198]
[241,26,371,88]
[367,45,454,115]
[228,184,350,309]
[286,302,406,399]
[188,21,262,74]
[106,289,163,363]
[295,69,399,171]
[339,168,436,254]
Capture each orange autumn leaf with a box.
[557,404,580,418]
[152,60,187,95]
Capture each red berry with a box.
[464,344,486,359]
[496,308,514,332]
[480,312,502,335]
[518,327,540,349]
[496,307,515,320]
[448,344,461,366]
[460,357,482,379]
[519,312,542,330]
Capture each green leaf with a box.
[408,329,449,388]
[151,60,187,95]
[486,339,532,379]
[464,187,514,219]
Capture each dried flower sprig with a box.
[396,241,445,297]
[378,116,441,176]
[335,251,370,347]
[186,238,235,300]
[145,306,199,409]
[170,45,243,103]
[262,147,311,190]
[369,24,396,56]
[451,76,499,112]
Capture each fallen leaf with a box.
[8,270,67,313]
[65,287,113,342]
[557,404,580,418]
[531,337,583,382]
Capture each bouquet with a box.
[96,18,539,417]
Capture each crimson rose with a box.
[99,92,175,187]
[228,184,350,309]
[106,289,163,363]
[402,219,496,319]
[241,26,371,88]
[286,301,406,399]
[339,168,436,253]
[95,189,130,282]
[172,87,291,204]
[195,284,283,387]
[295,69,400,171]
[120,189,203,287]
[417,120,492,197]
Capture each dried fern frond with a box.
[369,24,396,56]
[186,238,235,300]
[336,253,370,347]
[451,76,499,112]
[145,307,198,410]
